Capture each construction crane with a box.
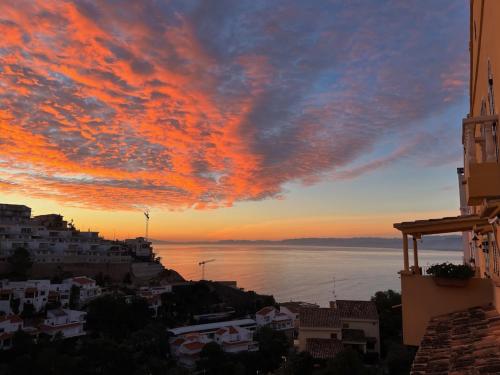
[198,259,215,280]
[144,209,150,240]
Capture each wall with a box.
[0,261,131,282]
[401,274,493,346]
[298,327,340,351]
[342,319,380,353]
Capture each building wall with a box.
[0,262,131,282]
[342,319,380,353]
[470,0,500,313]
[298,327,341,351]
[401,274,493,346]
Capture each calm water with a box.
[156,244,463,307]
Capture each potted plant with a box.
[426,262,475,287]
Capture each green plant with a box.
[426,262,474,280]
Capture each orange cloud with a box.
[0,1,467,211]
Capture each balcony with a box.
[394,215,493,346]
[400,273,493,346]
[462,115,500,206]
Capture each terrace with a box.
[393,215,495,346]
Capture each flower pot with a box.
[433,277,470,287]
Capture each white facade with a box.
[64,276,101,303]
[39,309,86,338]
[0,315,23,350]
[0,279,51,313]
[0,204,132,264]
[214,326,259,353]
[256,306,294,332]
[0,277,97,313]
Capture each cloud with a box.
[0,0,468,210]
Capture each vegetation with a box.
[371,290,415,375]
[426,262,475,279]
[160,280,275,326]
[0,294,176,375]
[0,278,415,375]
[7,247,32,280]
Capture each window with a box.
[343,323,349,328]
[330,333,337,339]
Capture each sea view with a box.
[157,244,463,306]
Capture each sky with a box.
[0,0,469,241]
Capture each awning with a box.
[393,215,490,236]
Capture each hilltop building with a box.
[0,204,163,280]
[393,1,500,373]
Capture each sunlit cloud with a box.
[0,0,467,210]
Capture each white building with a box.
[256,306,294,333]
[0,279,51,313]
[298,300,380,358]
[0,204,132,264]
[214,325,259,353]
[0,315,23,350]
[124,237,154,260]
[64,276,101,303]
[39,309,86,338]
[0,278,97,314]
[169,319,259,368]
[168,318,257,339]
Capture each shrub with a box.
[426,262,474,280]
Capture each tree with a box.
[85,294,151,339]
[371,290,402,357]
[322,348,367,375]
[198,342,231,375]
[20,303,36,319]
[10,297,20,315]
[8,247,32,280]
[69,285,81,309]
[286,351,314,375]
[254,326,290,372]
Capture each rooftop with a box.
[306,338,343,359]
[300,308,340,328]
[256,306,275,316]
[72,276,95,285]
[411,305,500,375]
[333,300,379,321]
[168,318,256,336]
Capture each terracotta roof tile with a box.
[306,338,343,359]
[411,305,500,375]
[256,306,275,316]
[300,308,340,328]
[333,300,378,320]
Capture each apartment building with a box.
[298,300,379,360]
[38,308,87,339]
[0,204,152,264]
[393,1,500,373]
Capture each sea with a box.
[155,244,463,307]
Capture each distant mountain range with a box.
[152,235,463,251]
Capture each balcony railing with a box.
[462,115,500,205]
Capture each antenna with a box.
[144,209,150,240]
[332,275,337,308]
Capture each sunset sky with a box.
[0,1,468,241]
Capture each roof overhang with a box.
[393,215,490,236]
